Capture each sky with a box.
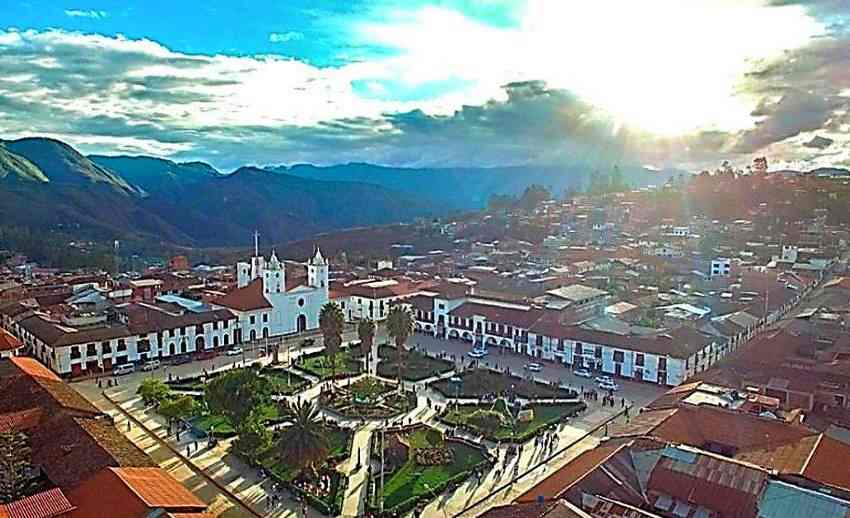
[0,0,848,172]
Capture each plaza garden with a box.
[439,399,586,442]
[319,375,417,419]
[141,367,352,515]
[429,368,577,400]
[369,426,492,516]
[376,344,454,381]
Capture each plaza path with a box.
[340,422,379,517]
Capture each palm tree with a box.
[357,318,376,373]
[386,305,414,388]
[319,302,345,380]
[274,400,330,477]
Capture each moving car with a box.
[226,346,243,356]
[574,368,592,378]
[467,348,488,359]
[141,359,160,371]
[595,375,614,385]
[524,362,543,372]
[173,355,192,365]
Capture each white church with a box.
[212,237,329,343]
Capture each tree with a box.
[137,378,170,407]
[609,165,627,193]
[235,413,272,462]
[159,395,196,425]
[319,302,345,380]
[0,432,38,504]
[386,305,414,387]
[273,400,330,477]
[357,318,376,358]
[205,368,271,432]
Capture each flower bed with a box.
[376,345,454,381]
[320,376,415,419]
[430,368,576,400]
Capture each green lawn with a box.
[430,368,574,399]
[380,437,486,511]
[262,367,311,395]
[298,348,363,379]
[377,345,454,381]
[191,403,282,438]
[441,401,586,442]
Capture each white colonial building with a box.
[212,247,329,342]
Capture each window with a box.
[595,346,602,359]
[438,303,445,310]
[613,350,625,362]
[659,357,667,370]
[168,329,175,337]
[298,298,305,307]
[250,315,256,325]
[636,353,645,366]
[102,341,111,354]
[180,327,186,336]
[536,335,543,346]
[117,340,127,352]
[86,343,96,355]
[263,313,269,323]
[195,325,203,334]
[70,346,81,359]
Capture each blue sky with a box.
[0,0,848,170]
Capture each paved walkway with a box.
[340,423,379,517]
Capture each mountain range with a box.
[0,136,677,249]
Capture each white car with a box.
[225,347,243,356]
[599,380,620,392]
[595,375,614,385]
[524,362,543,372]
[574,368,592,378]
[467,349,488,359]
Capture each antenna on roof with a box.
[253,230,260,258]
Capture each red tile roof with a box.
[0,408,44,433]
[0,488,76,518]
[212,279,272,311]
[0,328,22,352]
[111,468,206,510]
[802,435,850,493]
[0,359,99,418]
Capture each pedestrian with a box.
[127,421,131,432]
[186,444,191,457]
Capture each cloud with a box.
[64,9,108,19]
[0,0,847,171]
[269,31,304,43]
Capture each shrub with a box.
[466,409,504,436]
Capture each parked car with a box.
[226,347,243,356]
[112,363,135,376]
[467,348,488,359]
[595,375,614,385]
[141,359,160,372]
[598,380,619,392]
[574,368,592,378]
[524,362,543,372]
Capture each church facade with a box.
[212,246,329,343]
